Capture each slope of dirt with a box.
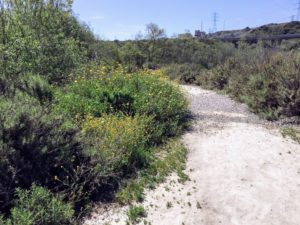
[84,85,300,225]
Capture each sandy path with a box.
[84,85,300,225]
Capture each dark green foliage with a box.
[0,73,53,104]
[92,37,236,72]
[4,185,74,225]
[162,64,204,83]
[120,42,146,71]
[0,93,94,214]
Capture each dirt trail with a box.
[84,85,300,225]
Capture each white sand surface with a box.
[84,85,300,225]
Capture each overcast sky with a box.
[73,0,298,40]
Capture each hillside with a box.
[211,21,300,38]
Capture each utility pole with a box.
[212,12,218,33]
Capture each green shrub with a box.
[0,216,5,225]
[240,74,281,119]
[281,127,300,144]
[82,114,152,175]
[127,205,146,224]
[198,58,239,90]
[162,63,203,84]
[5,185,74,225]
[197,50,300,120]
[16,74,53,103]
[54,66,188,207]
[0,93,94,214]
[240,52,300,119]
[55,66,188,144]
[0,73,52,103]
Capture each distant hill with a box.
[210,21,300,39]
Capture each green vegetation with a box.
[2,185,74,225]
[213,21,300,38]
[1,0,299,223]
[166,202,173,209]
[281,127,300,144]
[90,22,300,121]
[0,1,188,224]
[197,49,300,120]
[116,139,188,204]
[126,205,146,224]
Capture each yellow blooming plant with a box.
[82,114,153,171]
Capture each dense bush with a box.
[162,63,204,83]
[82,114,152,176]
[241,52,300,119]
[55,65,188,143]
[197,51,300,120]
[0,93,94,214]
[53,66,188,205]
[0,0,94,83]
[3,185,74,225]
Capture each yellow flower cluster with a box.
[81,114,149,160]
[70,63,171,85]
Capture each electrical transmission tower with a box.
[297,0,300,21]
[291,15,295,21]
[212,12,218,33]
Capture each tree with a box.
[144,23,166,67]
[0,0,92,83]
[145,23,166,40]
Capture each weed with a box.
[281,127,300,144]
[196,201,202,209]
[166,202,173,209]
[116,139,188,204]
[127,205,146,224]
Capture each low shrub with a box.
[54,65,188,207]
[281,127,300,144]
[0,92,94,214]
[116,139,188,204]
[197,51,300,120]
[55,65,188,144]
[82,114,152,175]
[0,73,52,103]
[126,205,146,224]
[4,185,74,225]
[161,63,204,84]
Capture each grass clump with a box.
[116,139,188,204]
[166,202,173,209]
[281,127,300,144]
[196,201,202,209]
[127,205,146,224]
